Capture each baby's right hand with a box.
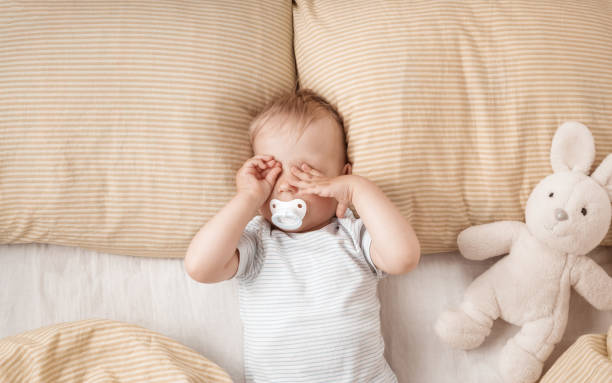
[236,154,282,206]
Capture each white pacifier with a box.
[270,198,307,231]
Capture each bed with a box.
[1,242,611,382]
[1,0,611,382]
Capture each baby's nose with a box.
[276,171,298,193]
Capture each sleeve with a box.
[338,209,388,280]
[350,214,387,280]
[234,216,263,282]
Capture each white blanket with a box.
[1,243,611,382]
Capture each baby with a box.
[184,89,421,382]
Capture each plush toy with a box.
[434,122,612,383]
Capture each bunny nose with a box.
[555,208,568,221]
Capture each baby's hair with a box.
[248,88,348,163]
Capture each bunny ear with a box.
[550,121,595,174]
[592,154,612,201]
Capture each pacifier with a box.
[270,198,307,231]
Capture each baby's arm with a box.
[351,176,421,275]
[185,154,280,283]
[184,192,262,283]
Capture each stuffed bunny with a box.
[434,122,612,383]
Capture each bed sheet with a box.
[1,243,611,382]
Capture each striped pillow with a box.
[540,326,612,383]
[0,1,295,257]
[293,0,612,254]
[0,318,233,382]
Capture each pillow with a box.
[293,0,612,254]
[540,326,612,383]
[0,1,295,257]
[0,318,233,382]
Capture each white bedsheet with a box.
[1,243,611,382]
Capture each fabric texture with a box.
[0,318,233,383]
[0,0,295,257]
[540,325,612,383]
[1,242,611,383]
[293,0,612,254]
[235,209,395,382]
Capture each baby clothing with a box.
[235,208,397,383]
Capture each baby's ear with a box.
[550,121,595,174]
[591,154,612,201]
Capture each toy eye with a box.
[581,208,587,216]
[548,192,554,198]
[297,204,302,208]
[272,204,276,208]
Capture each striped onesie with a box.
[235,208,397,382]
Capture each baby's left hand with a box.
[289,163,356,218]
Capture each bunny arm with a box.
[571,255,612,311]
[457,221,524,261]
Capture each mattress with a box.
[1,243,611,382]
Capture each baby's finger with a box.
[290,166,313,180]
[288,178,310,190]
[264,163,282,183]
[264,159,278,167]
[251,158,266,170]
[300,185,321,196]
[301,182,331,197]
[301,163,323,176]
[253,154,274,161]
[261,161,280,175]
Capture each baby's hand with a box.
[289,163,355,218]
[236,154,282,205]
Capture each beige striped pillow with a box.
[293,0,612,254]
[0,318,233,382]
[0,1,295,257]
[540,326,612,383]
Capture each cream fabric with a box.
[2,242,612,383]
[0,318,233,382]
[0,1,295,257]
[293,0,612,254]
[540,326,612,383]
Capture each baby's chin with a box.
[267,216,334,233]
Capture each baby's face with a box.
[253,115,351,233]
